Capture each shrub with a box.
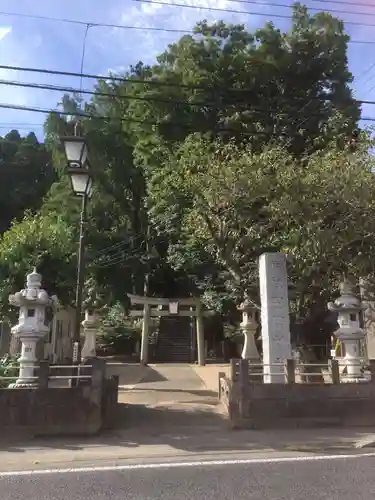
[0,354,20,388]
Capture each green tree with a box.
[122,3,359,162]
[0,212,76,320]
[0,130,55,234]
[1,2,360,315]
[149,133,375,343]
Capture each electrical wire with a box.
[2,78,375,108]
[0,102,295,138]
[2,102,374,126]
[134,0,375,28]
[1,64,375,103]
[0,10,190,34]
[0,124,41,130]
[94,239,134,258]
[134,0,375,20]
[2,4,375,38]
[0,64,213,90]
[310,0,375,7]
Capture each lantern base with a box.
[8,381,39,389]
[340,376,368,384]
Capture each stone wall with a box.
[242,383,375,428]
[0,363,119,437]
[219,372,375,429]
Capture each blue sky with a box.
[0,0,375,139]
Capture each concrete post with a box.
[38,360,50,389]
[329,359,340,384]
[196,302,205,366]
[140,304,150,366]
[285,358,295,384]
[0,322,11,357]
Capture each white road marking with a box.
[0,452,375,477]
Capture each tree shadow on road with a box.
[0,402,369,456]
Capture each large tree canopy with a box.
[0,4,366,346]
[149,132,375,343]
[121,2,359,162]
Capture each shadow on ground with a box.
[106,366,168,387]
[0,401,370,455]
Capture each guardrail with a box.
[229,358,371,385]
[0,362,94,388]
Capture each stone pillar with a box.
[196,302,205,366]
[81,309,100,360]
[140,303,150,366]
[8,269,58,388]
[359,279,375,359]
[238,300,259,361]
[195,303,206,366]
[259,252,291,383]
[0,322,11,357]
[328,280,366,382]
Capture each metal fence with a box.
[0,363,93,388]
[230,358,371,385]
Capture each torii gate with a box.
[128,295,209,366]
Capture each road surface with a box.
[1,453,375,499]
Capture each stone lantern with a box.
[8,269,58,387]
[238,299,260,361]
[81,279,104,361]
[328,280,366,383]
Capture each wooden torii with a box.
[128,295,209,366]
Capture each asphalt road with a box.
[1,454,375,500]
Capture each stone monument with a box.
[8,269,58,387]
[259,252,291,383]
[359,278,375,359]
[328,280,366,383]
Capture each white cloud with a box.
[104,0,268,68]
[0,26,11,41]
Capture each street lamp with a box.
[61,135,93,369]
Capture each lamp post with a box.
[60,135,93,370]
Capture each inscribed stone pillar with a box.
[359,279,375,359]
[259,252,291,383]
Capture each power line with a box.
[0,122,43,127]
[0,78,235,107]
[0,10,191,34]
[2,64,375,105]
[0,102,287,134]
[182,0,375,19]
[311,0,375,7]
[0,64,208,90]
[356,62,375,86]
[134,0,375,28]
[1,101,375,126]
[3,4,375,38]
[0,125,40,130]
[3,77,375,108]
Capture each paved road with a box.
[2,454,375,499]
